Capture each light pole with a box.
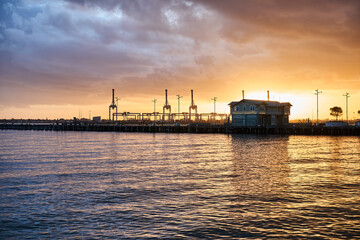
[343,92,350,122]
[314,89,322,125]
[211,97,217,124]
[211,97,217,113]
[115,97,120,121]
[152,99,157,121]
[176,94,183,120]
[152,99,157,112]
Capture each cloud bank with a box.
[0,0,359,117]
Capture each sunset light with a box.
[1,1,360,239]
[0,0,359,120]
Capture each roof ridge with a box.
[228,99,292,106]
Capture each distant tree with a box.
[358,110,360,116]
[330,106,343,120]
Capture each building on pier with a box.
[229,99,292,127]
[325,121,348,127]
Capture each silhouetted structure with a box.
[189,89,198,121]
[109,89,117,121]
[93,116,101,122]
[343,93,350,122]
[315,89,322,125]
[229,99,292,127]
[2,119,360,136]
[163,89,171,121]
[325,121,347,127]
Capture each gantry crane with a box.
[163,89,171,121]
[109,89,117,121]
[189,89,198,121]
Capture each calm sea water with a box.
[0,130,359,239]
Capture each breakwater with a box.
[1,122,359,136]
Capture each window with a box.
[250,105,255,111]
[243,106,246,111]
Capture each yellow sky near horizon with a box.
[1,89,359,121]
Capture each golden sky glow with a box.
[0,0,359,120]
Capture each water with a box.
[0,130,359,239]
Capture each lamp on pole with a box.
[211,97,217,113]
[176,95,183,120]
[314,89,322,125]
[115,97,120,121]
[211,97,217,124]
[343,92,350,122]
[152,99,157,121]
[152,99,157,112]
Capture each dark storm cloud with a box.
[0,0,202,105]
[198,0,360,47]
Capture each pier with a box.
[1,120,359,136]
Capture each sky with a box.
[0,0,359,120]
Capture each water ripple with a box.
[1,131,359,238]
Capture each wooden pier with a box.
[1,121,360,136]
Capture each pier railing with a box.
[113,112,229,124]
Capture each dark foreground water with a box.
[0,130,359,239]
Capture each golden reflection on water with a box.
[285,136,360,234]
[230,135,290,195]
[228,135,291,225]
[226,135,360,237]
[1,131,360,239]
[287,136,360,192]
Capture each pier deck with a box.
[1,121,359,136]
